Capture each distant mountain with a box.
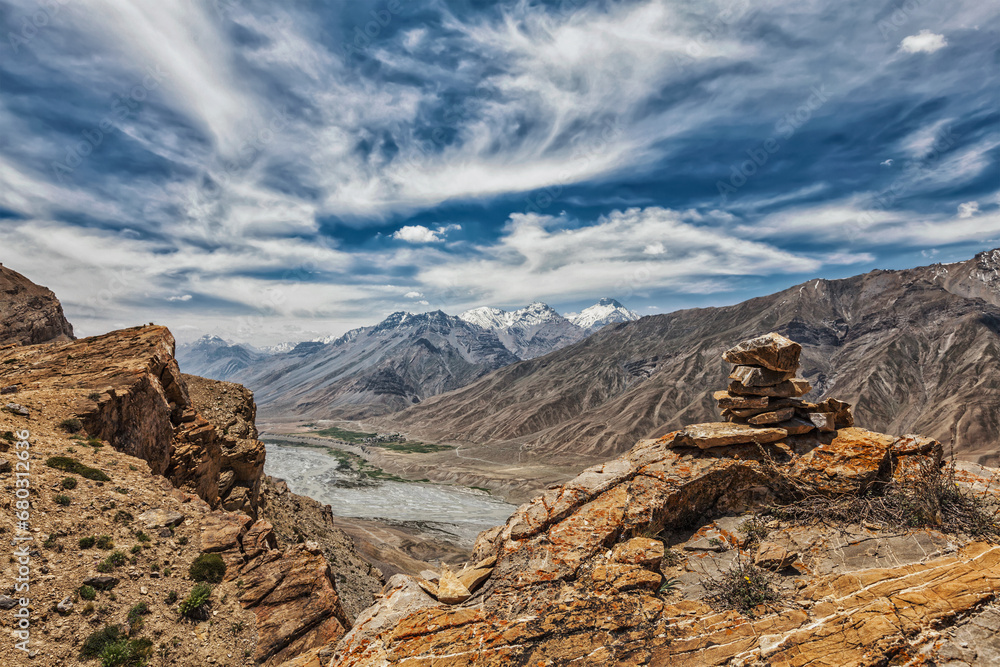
[459,302,586,359]
[566,298,640,331]
[177,335,265,381]
[380,248,1000,469]
[222,311,518,420]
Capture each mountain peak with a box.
[566,298,640,331]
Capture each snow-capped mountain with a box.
[566,298,641,331]
[459,302,586,359]
[177,335,265,381]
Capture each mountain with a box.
[379,248,1000,468]
[566,297,641,331]
[226,310,519,420]
[0,263,75,346]
[177,335,266,381]
[458,301,586,359]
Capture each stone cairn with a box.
[675,332,853,449]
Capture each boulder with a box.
[436,568,472,604]
[729,365,795,387]
[137,508,185,529]
[728,378,811,398]
[807,412,836,432]
[675,423,787,449]
[722,333,801,372]
[754,542,798,570]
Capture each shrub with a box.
[738,515,769,548]
[81,601,96,616]
[79,585,97,600]
[61,476,78,490]
[189,553,226,583]
[165,590,178,604]
[59,418,83,433]
[702,556,780,617]
[87,438,104,449]
[88,392,103,401]
[81,625,123,659]
[79,536,96,549]
[130,545,142,555]
[98,638,152,667]
[136,531,150,543]
[127,602,149,632]
[115,487,129,495]
[1,430,14,442]
[54,494,71,506]
[45,456,110,482]
[178,584,212,618]
[114,510,133,524]
[107,550,128,566]
[96,560,114,573]
[176,536,188,546]
[96,535,114,550]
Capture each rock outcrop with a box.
[0,263,75,346]
[329,334,1000,666]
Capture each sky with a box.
[0,0,998,345]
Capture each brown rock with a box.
[136,508,185,529]
[729,365,795,387]
[722,332,801,372]
[0,264,75,346]
[778,418,816,436]
[748,408,795,425]
[728,378,811,398]
[436,567,471,604]
[806,412,836,432]
[813,397,855,428]
[674,422,787,449]
[791,427,896,495]
[457,567,493,593]
[610,537,664,568]
[754,542,797,570]
[713,391,768,410]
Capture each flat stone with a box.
[755,542,797,570]
[137,508,185,529]
[0,595,17,609]
[418,570,439,583]
[730,365,795,387]
[83,575,119,590]
[436,568,471,605]
[3,402,29,416]
[457,567,493,593]
[674,422,787,449]
[722,332,802,372]
[778,418,816,436]
[728,378,811,398]
[813,398,855,428]
[610,537,664,568]
[56,597,74,614]
[713,391,768,410]
[748,408,796,425]
[0,385,18,394]
[807,412,836,432]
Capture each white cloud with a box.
[167,295,192,302]
[899,30,947,54]
[958,201,979,218]
[404,291,424,298]
[643,242,666,255]
[392,225,444,243]
[880,159,893,167]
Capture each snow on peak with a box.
[460,303,560,330]
[566,298,640,331]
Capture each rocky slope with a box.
[219,311,519,421]
[0,264,74,346]
[380,248,1000,469]
[0,324,379,666]
[321,334,1000,666]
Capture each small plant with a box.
[707,537,728,550]
[150,562,160,572]
[79,585,97,600]
[59,418,83,433]
[189,553,226,583]
[96,535,114,550]
[107,550,128,566]
[176,536,188,546]
[702,556,780,617]
[81,601,96,616]
[1,430,15,442]
[136,531,150,543]
[662,548,684,567]
[128,464,138,471]
[178,584,212,618]
[114,510,133,524]
[79,536,96,549]
[130,545,142,555]
[45,456,110,482]
[88,392,103,401]
[230,620,244,636]
[162,566,172,577]
[87,437,104,449]
[98,637,152,667]
[43,534,58,548]
[61,476,78,490]
[81,625,123,659]
[96,560,114,573]
[658,577,682,595]
[54,494,71,506]
[165,590,178,604]
[127,602,149,632]
[738,515,769,548]
[67,447,76,453]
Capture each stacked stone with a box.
[675,332,853,449]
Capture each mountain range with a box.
[176,298,640,418]
[377,248,1000,469]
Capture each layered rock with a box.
[327,335,1000,667]
[0,263,75,346]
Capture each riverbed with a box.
[263,441,516,548]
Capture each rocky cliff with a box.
[324,334,1000,666]
[0,264,74,346]
[0,324,378,666]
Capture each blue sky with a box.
[0,0,997,344]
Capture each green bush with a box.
[113,510,133,524]
[98,637,152,667]
[54,494,71,506]
[702,556,780,617]
[81,625,123,659]
[165,590,178,604]
[79,585,97,600]
[107,550,128,566]
[178,584,212,618]
[130,545,142,555]
[61,476,78,490]
[79,536,96,549]
[136,531,150,543]
[96,560,114,573]
[127,602,149,632]
[96,535,114,549]
[176,536,188,546]
[45,456,110,482]
[189,553,226,583]
[59,418,83,433]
